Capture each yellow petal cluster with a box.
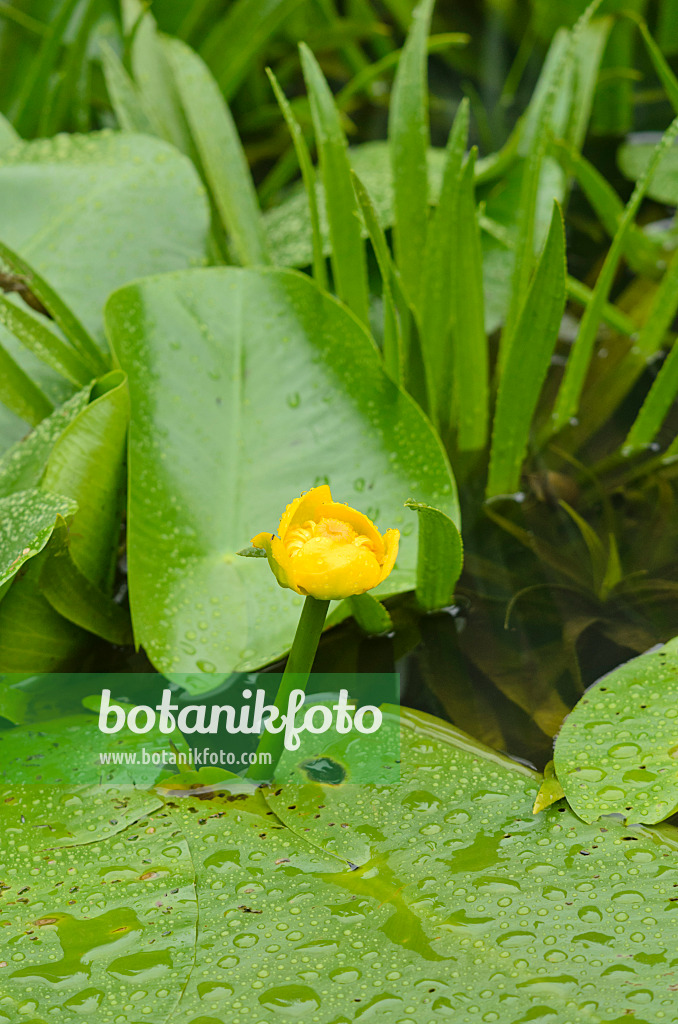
[252,485,399,601]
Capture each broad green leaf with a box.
[6,707,678,1020]
[0,386,90,498]
[0,713,180,837]
[619,136,678,205]
[552,115,678,433]
[0,131,209,343]
[388,0,433,304]
[107,267,458,684]
[554,637,678,824]
[0,804,195,1016]
[300,43,370,325]
[487,203,566,497]
[163,35,270,267]
[405,500,463,611]
[0,490,77,588]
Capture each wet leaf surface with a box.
[2,709,678,1021]
[0,131,209,343]
[107,267,458,683]
[0,490,76,588]
[555,637,678,824]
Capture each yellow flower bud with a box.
[252,485,399,601]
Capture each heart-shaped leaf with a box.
[3,706,678,1021]
[107,266,458,686]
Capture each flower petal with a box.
[317,501,385,559]
[278,485,333,539]
[270,535,303,593]
[251,531,298,593]
[290,536,382,600]
[378,529,400,585]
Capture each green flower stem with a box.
[250,595,330,781]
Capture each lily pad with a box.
[3,708,678,1021]
[0,808,197,1020]
[554,637,678,824]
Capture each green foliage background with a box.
[0,1,678,1020]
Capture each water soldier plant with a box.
[1,0,678,1019]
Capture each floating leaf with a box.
[4,707,678,1020]
[555,637,678,824]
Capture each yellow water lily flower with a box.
[252,485,399,601]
